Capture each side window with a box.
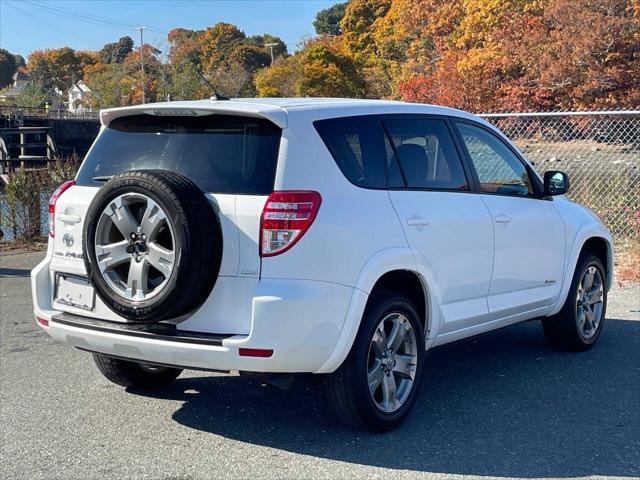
[383,118,469,190]
[314,116,386,189]
[456,122,533,196]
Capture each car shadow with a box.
[133,318,640,478]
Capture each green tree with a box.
[298,39,365,97]
[247,34,288,60]
[167,61,208,101]
[313,2,347,35]
[255,56,301,96]
[83,62,125,107]
[0,48,17,88]
[14,82,49,108]
[230,44,271,73]
[168,28,203,66]
[13,54,26,69]
[100,36,134,64]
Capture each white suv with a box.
[31,98,613,430]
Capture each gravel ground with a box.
[1,250,639,480]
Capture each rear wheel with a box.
[323,291,424,431]
[93,353,182,390]
[542,254,607,351]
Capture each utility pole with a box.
[265,43,278,64]
[135,26,146,103]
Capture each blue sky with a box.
[0,0,337,60]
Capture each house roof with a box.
[0,81,29,98]
[13,69,30,82]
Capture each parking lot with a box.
[1,250,639,480]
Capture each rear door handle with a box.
[494,214,512,224]
[406,217,430,227]
[57,213,81,224]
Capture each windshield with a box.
[76,114,282,194]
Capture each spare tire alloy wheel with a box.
[84,170,222,322]
[95,192,176,302]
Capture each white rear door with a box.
[384,117,495,334]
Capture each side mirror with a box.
[544,170,570,196]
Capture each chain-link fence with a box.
[1,110,639,245]
[479,110,640,242]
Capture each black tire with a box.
[323,291,425,431]
[83,170,222,322]
[93,353,182,390]
[542,254,607,351]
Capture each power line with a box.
[23,0,167,35]
[5,1,99,50]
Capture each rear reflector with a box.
[239,348,274,358]
[260,191,322,257]
[48,180,76,237]
[36,316,49,327]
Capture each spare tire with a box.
[83,170,222,322]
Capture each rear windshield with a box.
[76,114,282,194]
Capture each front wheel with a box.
[542,254,607,351]
[93,353,182,390]
[323,291,425,431]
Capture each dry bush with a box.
[615,211,640,284]
[0,157,79,243]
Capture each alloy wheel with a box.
[576,265,604,339]
[94,193,176,302]
[367,313,418,413]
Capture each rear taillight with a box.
[260,191,322,257]
[36,316,49,327]
[48,180,75,237]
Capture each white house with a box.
[68,81,92,114]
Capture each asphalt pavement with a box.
[1,250,639,480]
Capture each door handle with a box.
[57,213,81,224]
[494,214,512,224]
[406,217,430,227]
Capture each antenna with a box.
[195,69,229,101]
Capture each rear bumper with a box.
[31,254,358,373]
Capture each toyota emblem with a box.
[62,233,74,247]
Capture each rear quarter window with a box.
[76,114,282,195]
[314,116,387,189]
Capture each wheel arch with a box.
[580,236,613,289]
[549,229,614,317]
[316,248,433,374]
[369,270,428,333]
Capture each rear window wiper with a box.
[92,175,114,182]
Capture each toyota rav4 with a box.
[31,98,613,430]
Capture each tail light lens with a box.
[260,191,322,257]
[36,316,49,327]
[48,180,75,237]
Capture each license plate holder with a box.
[54,273,95,312]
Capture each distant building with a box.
[68,81,93,114]
[0,68,31,102]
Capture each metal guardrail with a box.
[479,110,640,240]
[0,106,99,121]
